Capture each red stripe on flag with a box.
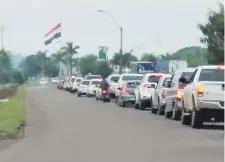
[45,23,61,37]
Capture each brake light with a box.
[144,84,151,88]
[162,89,167,95]
[217,65,224,71]
[154,75,163,78]
[122,88,129,94]
[102,90,107,94]
[197,85,204,96]
[176,90,182,101]
[178,83,185,89]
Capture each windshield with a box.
[125,82,140,88]
[181,72,193,80]
[76,79,82,82]
[110,76,120,82]
[81,81,90,85]
[86,75,102,80]
[147,75,163,83]
[40,78,48,81]
[91,81,101,85]
[199,69,224,82]
[122,75,143,81]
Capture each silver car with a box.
[77,80,90,97]
[151,75,172,115]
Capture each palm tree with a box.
[61,42,80,76]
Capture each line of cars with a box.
[57,65,224,129]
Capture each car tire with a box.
[191,99,203,129]
[181,101,191,125]
[134,103,139,109]
[173,108,181,121]
[121,100,126,107]
[151,108,157,114]
[157,99,164,115]
[77,93,81,97]
[165,110,172,118]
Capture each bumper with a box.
[197,100,224,110]
[122,95,136,103]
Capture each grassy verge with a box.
[0,87,27,139]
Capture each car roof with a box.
[144,73,166,76]
[176,68,196,73]
[90,79,102,82]
[121,73,143,76]
[82,80,90,82]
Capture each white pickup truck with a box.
[180,65,224,128]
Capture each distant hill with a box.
[171,46,208,67]
[172,46,207,57]
[9,53,25,69]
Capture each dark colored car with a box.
[117,80,140,107]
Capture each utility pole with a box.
[98,10,123,74]
[0,25,4,50]
[119,27,123,74]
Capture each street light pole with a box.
[98,10,123,74]
[119,27,123,74]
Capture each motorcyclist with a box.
[100,77,109,91]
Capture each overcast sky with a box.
[0,0,222,58]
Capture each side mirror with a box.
[164,81,171,88]
[179,77,187,84]
[150,84,156,88]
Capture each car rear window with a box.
[110,76,120,82]
[199,69,224,82]
[91,81,101,85]
[86,75,102,80]
[81,81,90,85]
[76,79,82,82]
[147,75,163,83]
[122,75,143,81]
[125,82,140,88]
[180,72,193,80]
[71,78,75,82]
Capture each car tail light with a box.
[162,89,167,96]
[197,85,204,96]
[178,83,185,89]
[122,88,129,94]
[176,90,182,101]
[153,75,163,78]
[144,84,151,88]
[217,65,224,71]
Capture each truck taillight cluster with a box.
[175,90,182,101]
[197,85,204,96]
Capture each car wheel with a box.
[165,110,172,118]
[157,99,164,115]
[173,104,181,121]
[181,101,191,125]
[121,100,126,107]
[77,93,81,97]
[191,99,203,129]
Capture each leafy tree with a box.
[61,42,80,75]
[96,61,113,77]
[140,53,158,62]
[79,54,98,76]
[198,3,224,64]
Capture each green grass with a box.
[0,87,27,133]
[0,84,16,90]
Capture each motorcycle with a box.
[101,89,111,103]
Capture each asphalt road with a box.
[0,85,223,162]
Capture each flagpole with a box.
[59,21,63,77]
